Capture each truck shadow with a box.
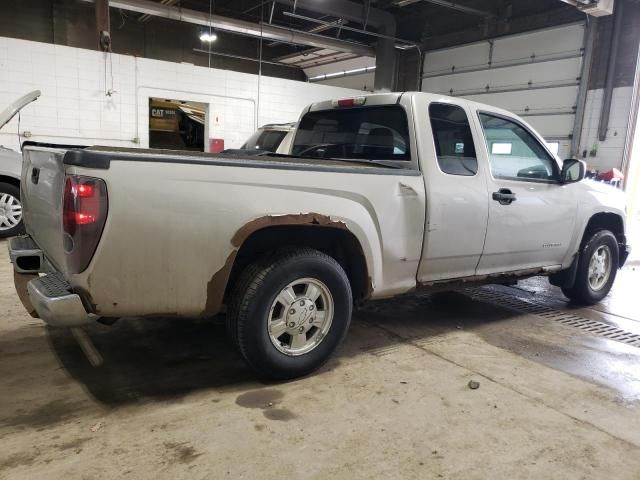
[44,290,519,407]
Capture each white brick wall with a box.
[578,86,633,172]
[0,37,360,152]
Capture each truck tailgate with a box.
[21,146,69,272]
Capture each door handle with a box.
[492,188,516,205]
[31,168,40,185]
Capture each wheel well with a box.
[0,176,20,191]
[225,225,370,304]
[582,212,625,245]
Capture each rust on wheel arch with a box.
[204,213,367,316]
[203,250,238,316]
[230,212,349,248]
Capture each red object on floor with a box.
[599,168,624,182]
[209,138,225,153]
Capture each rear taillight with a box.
[62,175,108,273]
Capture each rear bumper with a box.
[8,235,44,273]
[27,273,92,327]
[9,235,92,327]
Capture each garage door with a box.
[421,23,585,159]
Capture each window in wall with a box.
[428,103,478,176]
[479,113,559,181]
[545,141,560,156]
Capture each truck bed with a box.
[20,143,425,319]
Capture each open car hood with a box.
[0,90,41,130]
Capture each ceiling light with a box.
[199,31,218,42]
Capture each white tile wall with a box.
[0,37,360,152]
[579,87,633,171]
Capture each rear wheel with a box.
[0,182,24,238]
[562,230,618,305]
[228,248,352,380]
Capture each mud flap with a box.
[13,271,39,318]
[549,254,579,288]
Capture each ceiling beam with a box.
[394,0,495,17]
[79,0,375,57]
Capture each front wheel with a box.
[0,182,24,238]
[228,248,352,380]
[562,230,619,305]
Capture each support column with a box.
[374,39,396,92]
[95,0,111,51]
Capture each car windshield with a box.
[242,129,288,152]
[291,106,411,162]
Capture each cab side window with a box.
[429,103,478,176]
[478,113,559,182]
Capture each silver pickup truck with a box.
[9,92,629,379]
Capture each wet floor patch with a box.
[236,389,297,421]
[467,287,640,349]
[236,389,284,409]
[263,408,297,421]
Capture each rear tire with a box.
[562,229,618,305]
[227,248,352,380]
[0,182,24,239]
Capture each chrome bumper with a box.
[9,235,91,327]
[27,273,91,327]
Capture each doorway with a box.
[148,98,207,151]
[626,108,640,254]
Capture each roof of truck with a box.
[306,91,517,119]
[260,122,297,130]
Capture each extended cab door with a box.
[473,111,578,274]
[417,100,490,282]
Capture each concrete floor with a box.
[1,240,640,479]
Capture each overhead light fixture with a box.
[200,0,217,43]
[309,66,376,82]
[200,31,218,42]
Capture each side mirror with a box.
[561,159,586,184]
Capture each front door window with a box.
[478,113,559,182]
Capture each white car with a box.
[0,91,41,238]
[239,122,296,154]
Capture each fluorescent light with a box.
[199,31,218,42]
[308,66,375,82]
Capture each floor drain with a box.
[465,288,640,349]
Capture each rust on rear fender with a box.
[230,212,349,248]
[204,250,237,316]
[204,213,353,316]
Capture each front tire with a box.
[562,230,618,305]
[0,182,24,238]
[228,248,352,380]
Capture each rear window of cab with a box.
[292,106,411,162]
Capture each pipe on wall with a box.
[571,16,597,157]
[275,0,397,91]
[598,0,624,141]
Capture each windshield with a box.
[291,106,411,162]
[242,129,288,152]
